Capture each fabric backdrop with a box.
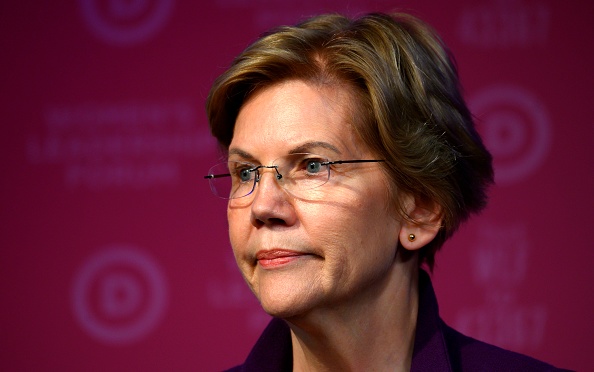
[1,1,592,371]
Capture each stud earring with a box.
[408,233,416,242]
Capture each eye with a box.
[239,168,253,182]
[305,159,323,174]
[229,163,256,183]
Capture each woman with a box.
[204,12,566,371]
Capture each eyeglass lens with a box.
[206,153,331,199]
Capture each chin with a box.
[260,305,298,319]
[256,285,321,320]
[258,294,307,319]
[250,262,324,318]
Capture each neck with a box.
[287,258,419,372]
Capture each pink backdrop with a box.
[1,1,593,371]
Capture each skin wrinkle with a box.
[226,79,436,370]
[207,13,493,269]
[289,250,417,371]
[203,13,497,370]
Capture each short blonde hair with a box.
[206,12,494,269]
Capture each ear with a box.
[398,194,443,251]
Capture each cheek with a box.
[346,194,400,257]
[308,198,394,257]
[227,209,255,282]
[227,208,247,251]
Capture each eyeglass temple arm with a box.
[324,159,385,165]
[204,165,282,180]
[204,173,230,179]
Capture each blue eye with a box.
[306,160,323,173]
[239,168,253,182]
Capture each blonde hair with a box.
[206,12,494,269]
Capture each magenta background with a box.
[1,1,593,371]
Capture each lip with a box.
[255,249,308,268]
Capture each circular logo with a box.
[470,85,551,184]
[72,246,168,344]
[79,0,174,45]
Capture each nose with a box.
[250,167,296,227]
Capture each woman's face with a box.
[227,80,404,319]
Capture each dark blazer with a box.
[226,270,569,371]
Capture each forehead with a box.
[230,80,367,158]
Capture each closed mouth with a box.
[255,249,310,268]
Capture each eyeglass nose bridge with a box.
[254,165,283,183]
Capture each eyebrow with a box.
[228,141,342,162]
[227,148,257,162]
[288,141,342,155]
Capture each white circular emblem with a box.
[79,0,174,45]
[470,85,551,184]
[72,246,168,344]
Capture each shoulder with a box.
[441,321,570,371]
